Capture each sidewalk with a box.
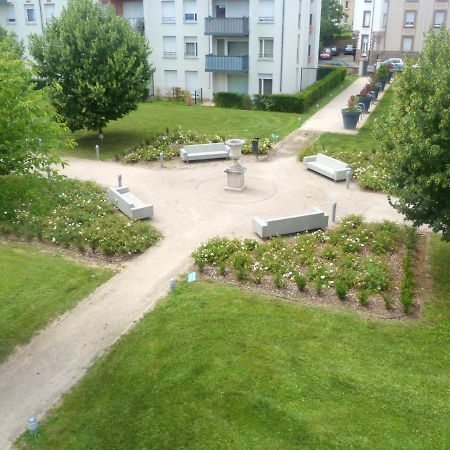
[301,77,382,134]
[0,131,405,449]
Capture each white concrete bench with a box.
[303,153,351,181]
[252,208,329,239]
[180,143,229,162]
[107,186,153,220]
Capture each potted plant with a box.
[357,83,374,113]
[370,73,382,99]
[342,95,361,130]
[376,64,389,90]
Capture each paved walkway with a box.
[301,77,386,134]
[0,129,405,449]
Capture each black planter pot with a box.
[379,79,387,90]
[357,94,374,113]
[342,109,361,130]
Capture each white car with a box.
[382,58,404,71]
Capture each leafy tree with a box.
[0,39,68,176]
[0,25,23,58]
[320,0,345,44]
[30,0,153,136]
[376,29,450,240]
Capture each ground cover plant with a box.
[298,87,394,191]
[0,175,161,256]
[192,215,419,317]
[18,236,450,449]
[0,241,113,363]
[63,76,357,160]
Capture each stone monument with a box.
[224,138,246,192]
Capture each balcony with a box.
[127,17,145,35]
[205,55,249,72]
[204,17,249,36]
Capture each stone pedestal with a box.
[225,165,246,192]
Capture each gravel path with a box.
[0,117,405,449]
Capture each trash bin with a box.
[251,137,259,155]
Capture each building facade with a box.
[141,0,322,99]
[353,0,450,62]
[340,0,355,29]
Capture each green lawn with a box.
[19,236,450,449]
[0,241,113,363]
[64,75,357,160]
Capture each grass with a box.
[18,235,450,449]
[0,241,113,363]
[298,86,395,190]
[63,75,357,160]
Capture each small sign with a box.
[187,272,197,283]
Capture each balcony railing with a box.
[204,17,249,36]
[205,54,249,72]
[258,16,274,23]
[127,17,145,34]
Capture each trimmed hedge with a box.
[254,67,346,114]
[213,91,252,109]
[317,66,337,80]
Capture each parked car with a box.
[381,58,404,71]
[319,48,332,60]
[320,60,350,67]
[331,46,339,56]
[344,44,355,55]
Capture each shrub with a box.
[358,289,370,307]
[213,92,252,109]
[294,273,307,291]
[335,279,348,301]
[400,252,415,313]
[231,251,251,281]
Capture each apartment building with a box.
[1,0,322,98]
[0,0,68,55]
[143,0,322,99]
[353,0,450,62]
[340,0,355,29]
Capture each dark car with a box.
[331,46,339,56]
[344,44,355,55]
[319,48,332,60]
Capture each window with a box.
[345,1,349,9]
[25,5,36,24]
[259,0,274,23]
[44,3,55,24]
[259,38,273,58]
[344,15,349,24]
[258,74,272,95]
[163,36,176,58]
[164,70,178,90]
[162,1,175,23]
[6,5,16,23]
[361,34,369,54]
[434,10,446,28]
[402,37,413,52]
[404,11,416,27]
[215,5,225,18]
[184,36,198,57]
[183,0,197,23]
[363,11,371,27]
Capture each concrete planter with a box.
[341,109,361,130]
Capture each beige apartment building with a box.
[353,0,449,62]
[341,0,355,29]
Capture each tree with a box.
[0,25,23,58]
[30,0,153,136]
[320,0,345,44]
[0,39,68,176]
[376,29,450,240]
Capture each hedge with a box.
[213,91,252,109]
[254,67,346,113]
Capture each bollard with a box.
[346,170,351,189]
[118,174,122,187]
[331,201,337,223]
[95,145,100,161]
[169,278,176,292]
[27,416,39,434]
[160,152,164,168]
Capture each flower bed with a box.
[123,127,274,164]
[0,175,161,256]
[192,216,419,318]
